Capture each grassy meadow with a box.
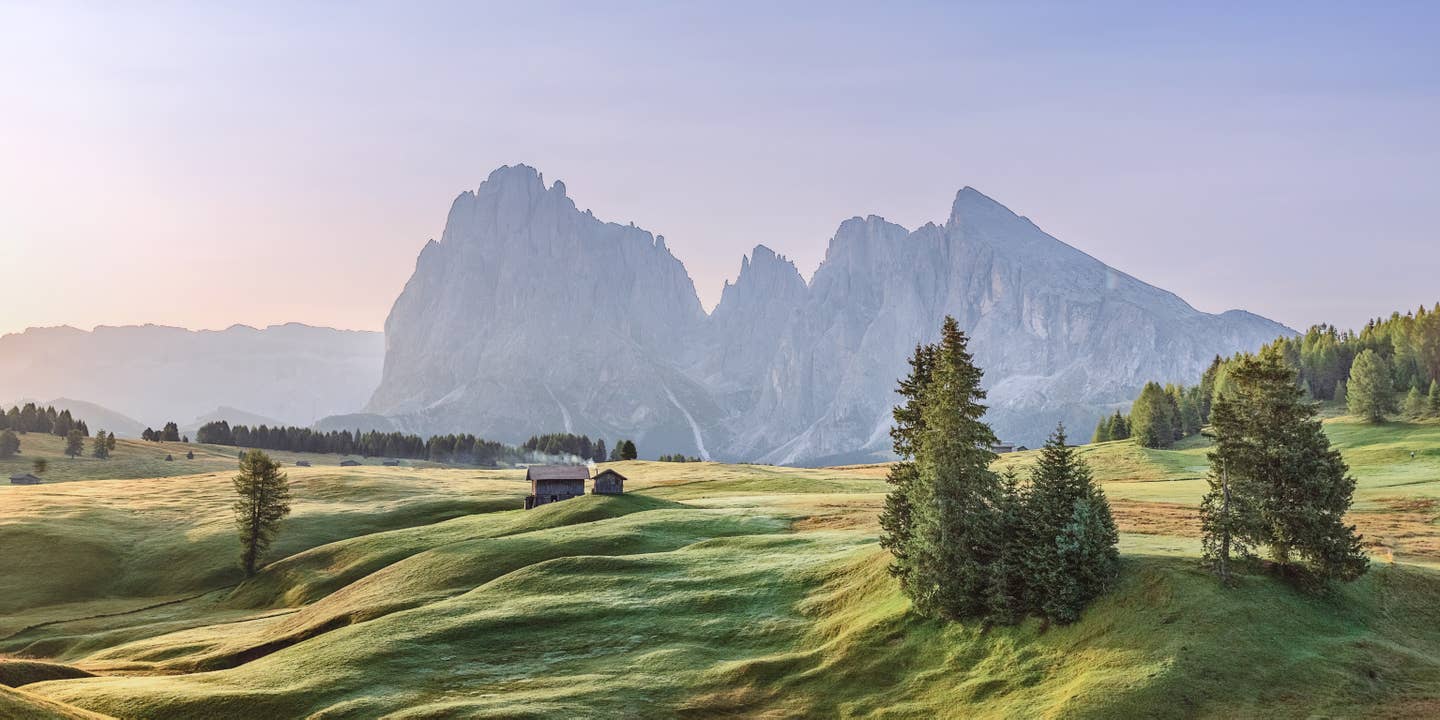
[0,415,1438,717]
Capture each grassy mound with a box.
[0,659,94,688]
[0,684,111,719]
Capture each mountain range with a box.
[363,165,1292,464]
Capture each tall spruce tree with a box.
[1201,352,1367,585]
[1107,411,1130,441]
[1020,424,1119,623]
[880,343,935,595]
[233,450,293,577]
[0,430,18,458]
[906,317,1001,620]
[1347,349,1394,422]
[92,430,110,459]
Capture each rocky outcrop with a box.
[366,166,1293,464]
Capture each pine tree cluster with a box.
[0,403,90,438]
[880,317,1119,625]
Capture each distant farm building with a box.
[991,443,1016,454]
[592,469,626,495]
[295,460,312,467]
[340,459,361,467]
[9,473,42,485]
[165,454,174,461]
[524,465,588,510]
[383,459,400,467]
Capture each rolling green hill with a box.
[2,416,1439,718]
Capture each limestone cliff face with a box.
[365,166,1292,463]
[366,165,723,456]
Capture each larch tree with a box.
[233,450,293,577]
[1091,417,1111,444]
[1130,382,1175,448]
[1346,349,1394,422]
[92,430,110,459]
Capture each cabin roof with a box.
[10,473,40,481]
[526,465,589,482]
[594,468,626,480]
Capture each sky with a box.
[1,1,1437,336]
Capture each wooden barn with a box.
[524,465,588,510]
[9,473,42,485]
[295,460,312,467]
[592,469,626,495]
[382,459,400,467]
[340,459,361,467]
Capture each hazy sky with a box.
[2,2,1436,336]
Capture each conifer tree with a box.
[618,440,638,460]
[1091,417,1111,444]
[984,467,1027,625]
[1404,385,1427,418]
[1334,378,1348,406]
[1202,352,1367,585]
[1130,382,1175,448]
[0,429,18,458]
[1107,411,1130,441]
[593,438,607,463]
[233,450,293,577]
[880,344,935,593]
[64,429,84,458]
[32,458,47,475]
[92,431,110,459]
[906,317,1001,620]
[1347,349,1394,422]
[1430,380,1440,417]
[1020,425,1118,623]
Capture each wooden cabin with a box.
[9,473,41,485]
[991,443,1016,454]
[340,459,361,467]
[592,469,626,495]
[524,465,588,510]
[295,460,312,467]
[382,459,400,467]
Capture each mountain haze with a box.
[366,165,1292,463]
[0,323,384,430]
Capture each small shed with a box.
[164,454,174,461]
[340,459,361,467]
[382,459,400,467]
[9,473,42,485]
[991,443,1016,454]
[295,460,312,467]
[524,465,587,510]
[592,469,625,495]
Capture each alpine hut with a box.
[525,465,588,510]
[592,469,626,495]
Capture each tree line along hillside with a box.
[0,403,101,460]
[1096,302,1440,447]
[195,420,639,465]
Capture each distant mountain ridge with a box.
[364,165,1294,464]
[0,323,384,430]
